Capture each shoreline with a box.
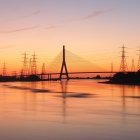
[100,80,140,86]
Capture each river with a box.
[0,80,140,140]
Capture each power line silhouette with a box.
[120,45,128,72]
[31,52,37,75]
[2,62,6,76]
[22,52,28,76]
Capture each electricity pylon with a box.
[131,58,135,72]
[120,45,128,72]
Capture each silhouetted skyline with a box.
[0,0,139,73]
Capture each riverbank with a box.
[101,70,140,86]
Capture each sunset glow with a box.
[0,0,140,74]
[0,1,140,140]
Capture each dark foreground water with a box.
[0,80,140,140]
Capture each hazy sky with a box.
[0,0,140,72]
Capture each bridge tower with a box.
[60,45,69,80]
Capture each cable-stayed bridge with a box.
[1,45,118,82]
[34,45,116,81]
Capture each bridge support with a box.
[60,45,69,80]
[49,74,52,81]
[47,74,52,81]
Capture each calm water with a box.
[0,80,140,140]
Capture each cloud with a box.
[7,10,41,21]
[61,9,113,24]
[45,25,58,30]
[0,25,39,34]
[83,9,113,20]
[0,46,15,49]
[16,10,40,19]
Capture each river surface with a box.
[0,80,140,140]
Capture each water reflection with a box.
[60,80,68,123]
[0,80,140,140]
[121,85,126,108]
[60,80,68,99]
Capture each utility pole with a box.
[120,45,128,73]
[60,45,69,80]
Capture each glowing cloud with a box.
[0,46,15,49]
[0,25,39,34]
[83,9,113,20]
[45,25,58,30]
[15,10,40,19]
[7,10,41,21]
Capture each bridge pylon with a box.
[60,45,69,80]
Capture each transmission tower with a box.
[137,47,140,71]
[60,45,69,80]
[120,45,128,72]
[2,62,6,76]
[28,58,32,75]
[131,58,135,72]
[22,52,28,76]
[31,52,37,75]
[110,62,113,77]
[42,63,46,74]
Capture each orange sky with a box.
[0,0,140,74]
